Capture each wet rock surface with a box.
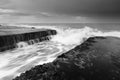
[13,36,120,80]
[0,26,57,52]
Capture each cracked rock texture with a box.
[13,36,120,80]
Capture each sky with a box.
[0,0,120,23]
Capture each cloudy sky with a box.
[0,0,120,23]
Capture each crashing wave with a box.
[13,24,120,45]
[1,24,120,80]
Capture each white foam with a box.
[1,24,120,80]
[12,24,120,45]
[16,42,28,48]
[51,26,120,45]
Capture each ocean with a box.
[19,23,120,31]
[1,23,120,80]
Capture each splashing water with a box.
[1,25,120,80]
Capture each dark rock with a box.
[0,28,57,52]
[13,36,120,80]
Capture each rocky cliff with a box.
[0,28,57,52]
[13,36,120,80]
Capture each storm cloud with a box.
[1,0,120,17]
[0,0,120,23]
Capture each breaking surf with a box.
[1,24,120,80]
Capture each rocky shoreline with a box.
[13,36,120,80]
[0,26,57,52]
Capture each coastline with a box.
[13,36,120,80]
[0,25,57,52]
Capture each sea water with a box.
[1,23,120,80]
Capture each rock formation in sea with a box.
[0,26,57,52]
[13,36,120,80]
